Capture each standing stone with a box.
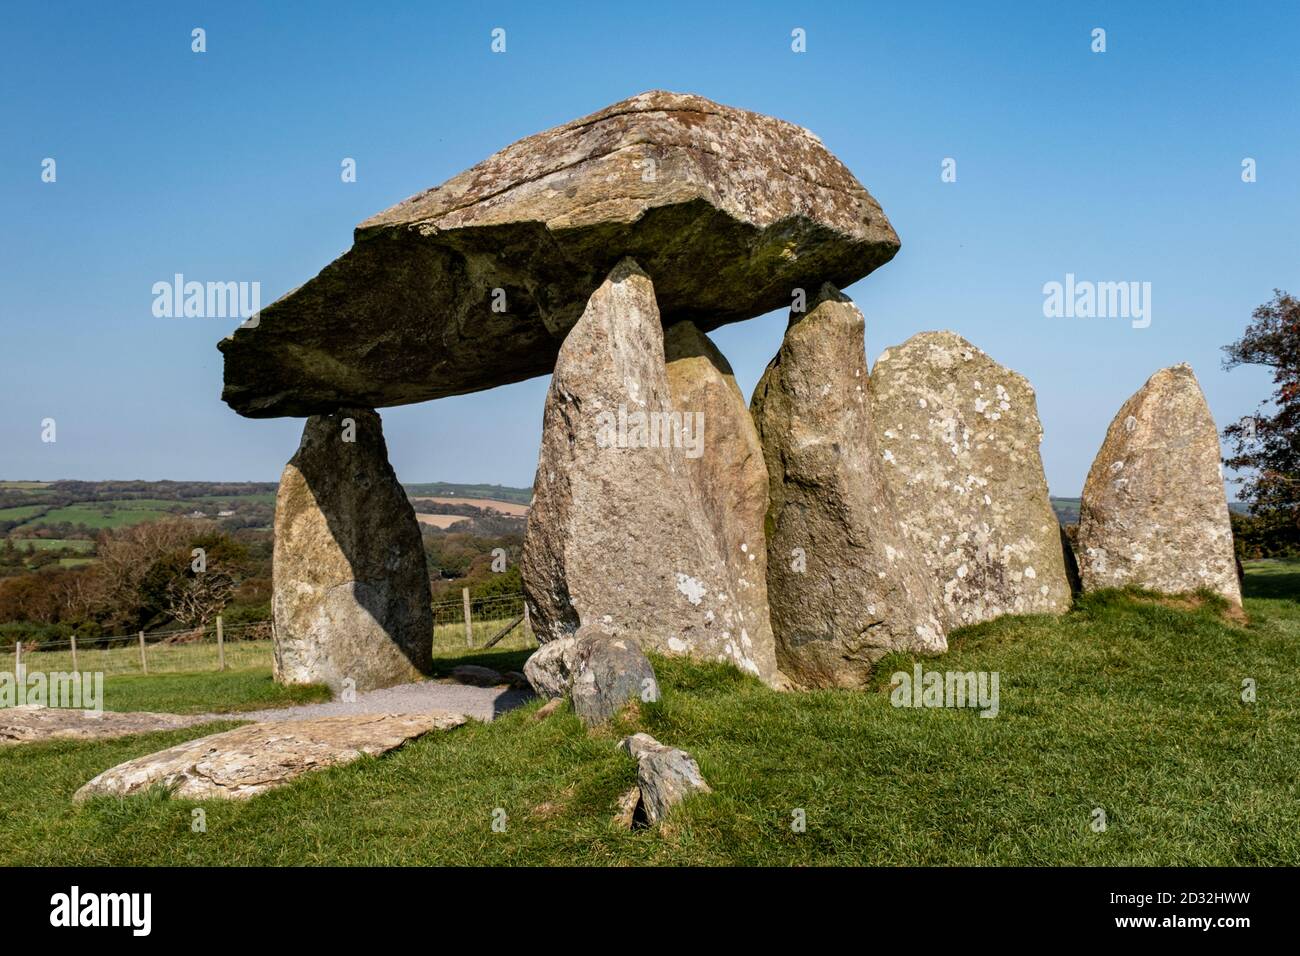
[664,321,783,686]
[522,259,780,683]
[870,331,1071,628]
[1077,364,1241,604]
[273,409,433,693]
[751,285,946,689]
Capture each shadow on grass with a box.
[1243,559,1300,602]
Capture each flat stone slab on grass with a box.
[0,705,211,747]
[73,712,466,802]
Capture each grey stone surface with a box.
[522,260,774,680]
[74,713,465,801]
[751,285,947,689]
[219,91,898,418]
[618,732,712,825]
[522,637,579,700]
[570,632,658,727]
[664,321,783,686]
[870,331,1071,628]
[1077,364,1241,604]
[0,706,210,747]
[272,408,432,694]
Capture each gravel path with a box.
[204,679,534,724]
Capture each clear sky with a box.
[2,1,1296,495]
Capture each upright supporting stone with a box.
[751,284,947,689]
[273,408,433,693]
[663,320,783,686]
[1077,364,1241,605]
[522,259,781,683]
[870,331,1071,628]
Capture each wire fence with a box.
[3,592,537,678]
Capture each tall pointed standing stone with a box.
[521,260,781,684]
[870,331,1071,628]
[1077,364,1241,604]
[751,285,946,689]
[273,408,433,693]
[664,321,783,687]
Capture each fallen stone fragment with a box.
[1077,364,1241,604]
[272,408,433,694]
[523,637,579,700]
[73,712,466,802]
[751,284,947,689]
[869,331,1071,628]
[219,91,899,418]
[0,706,212,747]
[618,733,712,825]
[449,664,505,687]
[570,631,658,727]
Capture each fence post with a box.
[14,640,21,683]
[138,631,148,675]
[462,587,473,647]
[216,615,226,671]
[523,601,531,637]
[70,634,78,673]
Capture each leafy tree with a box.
[1223,290,1300,544]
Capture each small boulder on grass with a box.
[570,631,657,727]
[523,637,579,699]
[618,733,711,826]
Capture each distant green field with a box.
[404,481,533,505]
[0,481,51,490]
[192,493,276,506]
[7,539,95,552]
[0,505,49,521]
[16,503,174,530]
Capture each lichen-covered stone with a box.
[521,259,778,681]
[618,733,712,825]
[522,637,579,700]
[0,706,210,747]
[1077,364,1241,604]
[74,713,465,801]
[751,285,946,689]
[663,320,783,686]
[273,409,433,693]
[870,331,1071,628]
[219,91,899,418]
[570,631,658,726]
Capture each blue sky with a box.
[2,1,1296,495]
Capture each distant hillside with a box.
[1051,495,1249,525]
[402,482,532,505]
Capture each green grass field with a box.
[1,563,1296,866]
[15,502,175,531]
[0,505,51,522]
[4,538,94,552]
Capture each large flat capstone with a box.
[219,91,899,417]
